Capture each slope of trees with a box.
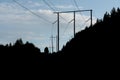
[60,8,120,69]
[0,8,120,70]
[0,38,63,67]
[0,39,41,66]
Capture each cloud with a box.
[27,1,42,7]
[0,3,56,25]
[55,5,83,11]
[56,5,75,9]
[0,2,51,46]
[0,1,96,51]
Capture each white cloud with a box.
[0,1,96,51]
[26,1,43,9]
[55,5,83,11]
[56,5,74,9]
[0,2,51,47]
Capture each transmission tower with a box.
[54,9,93,52]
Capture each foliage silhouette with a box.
[44,47,49,55]
[60,8,120,68]
[0,8,120,72]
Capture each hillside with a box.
[0,8,120,71]
[60,8,120,67]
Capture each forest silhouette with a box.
[0,8,120,71]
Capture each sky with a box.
[0,0,119,52]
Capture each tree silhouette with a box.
[59,8,120,68]
[44,47,49,55]
[0,7,120,70]
[14,38,23,47]
[103,12,110,22]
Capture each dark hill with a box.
[0,8,120,75]
[60,8,120,70]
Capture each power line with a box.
[62,18,88,43]
[51,20,57,37]
[50,35,56,53]
[62,23,71,37]
[85,18,91,23]
[42,0,67,24]
[79,18,91,28]
[52,20,57,24]
[54,10,92,51]
[13,0,51,23]
[42,0,68,46]
[73,0,86,22]
[47,0,58,11]
[73,0,79,10]
[42,0,56,11]
[74,0,92,28]
[42,0,60,51]
[43,0,67,21]
[62,19,75,36]
[47,0,68,22]
[59,15,68,22]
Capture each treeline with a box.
[60,8,120,67]
[0,39,40,65]
[0,8,120,68]
[0,38,63,67]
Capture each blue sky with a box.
[0,0,119,52]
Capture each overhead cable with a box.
[13,0,51,23]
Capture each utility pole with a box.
[50,35,56,53]
[54,9,92,52]
[51,35,54,53]
[57,13,59,52]
[56,35,58,52]
[53,12,60,52]
[90,10,93,27]
[73,11,76,37]
[54,12,60,52]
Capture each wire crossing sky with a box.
[0,0,119,52]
